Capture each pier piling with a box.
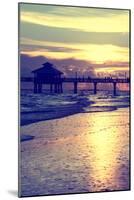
[74,82,78,94]
[94,82,97,94]
[113,82,117,96]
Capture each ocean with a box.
[20,89,130,196]
[20,89,130,126]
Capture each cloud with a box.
[94,61,129,73]
[19,4,129,67]
[20,54,95,77]
[20,3,129,18]
[46,7,129,18]
[20,41,129,64]
[20,22,129,48]
[20,4,129,33]
[20,44,80,53]
[20,54,129,77]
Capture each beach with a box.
[20,94,130,196]
[19,4,130,197]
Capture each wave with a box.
[20,90,130,126]
[21,135,35,142]
[83,106,117,113]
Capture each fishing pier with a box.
[21,62,130,96]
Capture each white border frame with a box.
[0,0,133,199]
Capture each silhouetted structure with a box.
[32,62,63,93]
[21,66,130,95]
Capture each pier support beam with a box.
[50,83,63,93]
[50,84,53,93]
[54,84,58,93]
[94,82,97,94]
[58,83,63,93]
[74,82,78,93]
[34,82,38,93]
[56,84,58,93]
[113,82,117,96]
[61,83,63,93]
[38,83,42,93]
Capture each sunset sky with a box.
[20,3,130,77]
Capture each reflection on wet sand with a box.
[84,111,129,191]
[21,108,130,196]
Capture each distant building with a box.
[32,62,63,93]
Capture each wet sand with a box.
[20,107,130,197]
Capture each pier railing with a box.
[21,77,130,95]
[61,77,130,83]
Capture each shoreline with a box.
[20,106,129,143]
[21,90,130,126]
[20,107,130,196]
[21,103,129,126]
[21,97,92,126]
